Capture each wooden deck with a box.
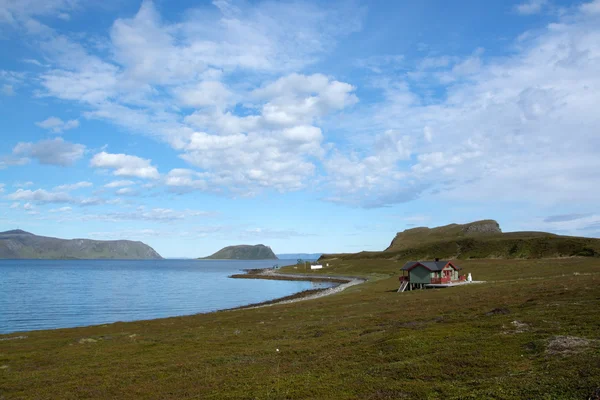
[424,280,485,288]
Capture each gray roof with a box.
[401,260,461,271]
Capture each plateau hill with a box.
[201,245,278,260]
[320,220,600,261]
[0,230,163,260]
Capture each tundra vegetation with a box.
[1,257,599,399]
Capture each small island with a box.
[200,244,278,260]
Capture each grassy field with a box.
[1,258,599,399]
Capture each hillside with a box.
[320,220,600,261]
[385,219,502,251]
[0,229,163,260]
[276,253,322,260]
[201,244,278,260]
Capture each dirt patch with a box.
[502,320,530,334]
[485,307,511,316]
[546,335,594,356]
[0,335,27,341]
[78,338,98,344]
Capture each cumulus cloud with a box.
[36,117,79,133]
[13,0,600,211]
[12,138,85,166]
[53,181,92,191]
[6,189,73,204]
[165,169,208,193]
[90,152,160,179]
[0,155,29,169]
[104,180,135,188]
[115,187,137,196]
[323,2,600,207]
[515,0,548,15]
[0,0,79,26]
[28,1,360,195]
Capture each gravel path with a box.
[241,270,366,309]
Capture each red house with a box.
[398,259,465,292]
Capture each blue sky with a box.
[1,0,599,257]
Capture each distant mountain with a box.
[276,253,322,260]
[0,230,163,260]
[319,219,600,261]
[201,244,278,260]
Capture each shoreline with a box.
[227,268,366,310]
[0,268,365,336]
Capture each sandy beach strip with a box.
[228,268,366,309]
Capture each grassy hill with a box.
[320,220,600,262]
[200,244,278,260]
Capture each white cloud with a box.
[104,180,135,188]
[238,227,314,240]
[0,0,79,26]
[49,206,72,213]
[1,84,14,95]
[9,202,19,208]
[54,181,92,191]
[90,152,160,179]
[12,138,85,166]
[36,117,79,133]
[27,2,360,195]
[515,0,548,15]
[23,202,35,210]
[423,126,433,143]
[0,155,29,169]
[14,181,33,187]
[165,169,208,193]
[115,187,137,196]
[175,81,233,109]
[6,189,73,203]
[581,0,600,14]
[0,183,4,193]
[83,207,212,223]
[324,2,600,207]
[4,187,108,207]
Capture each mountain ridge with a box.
[0,230,163,260]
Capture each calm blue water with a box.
[0,259,335,334]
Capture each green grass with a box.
[1,258,599,399]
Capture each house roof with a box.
[401,260,461,272]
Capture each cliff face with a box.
[201,244,278,260]
[385,220,502,252]
[0,230,163,260]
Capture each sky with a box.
[1,0,599,258]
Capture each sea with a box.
[0,259,334,334]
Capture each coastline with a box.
[228,268,366,310]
